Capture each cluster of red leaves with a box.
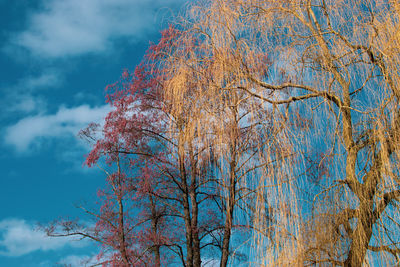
[83,28,186,266]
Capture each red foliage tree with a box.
[48,27,227,267]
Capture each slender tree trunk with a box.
[179,133,194,267]
[153,246,161,267]
[190,189,201,267]
[149,195,161,267]
[118,198,130,266]
[182,177,194,267]
[189,146,201,267]
[220,165,236,267]
[221,105,239,267]
[116,157,130,266]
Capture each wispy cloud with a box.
[4,104,110,152]
[9,95,46,114]
[0,219,84,257]
[22,72,60,90]
[11,0,186,58]
[3,71,61,115]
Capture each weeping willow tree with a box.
[161,0,400,266]
[157,18,292,266]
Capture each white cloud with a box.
[10,95,46,114]
[0,219,84,257]
[4,104,111,152]
[23,72,60,90]
[4,71,61,115]
[12,0,186,58]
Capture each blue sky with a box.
[0,0,187,265]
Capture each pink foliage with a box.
[83,27,187,266]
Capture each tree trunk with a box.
[220,162,236,267]
[344,201,374,267]
[344,159,382,267]
[150,195,161,267]
[189,146,201,267]
[221,105,239,267]
[179,134,194,267]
